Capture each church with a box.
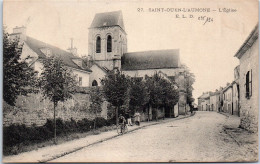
[9,10,189,117]
[88,11,188,115]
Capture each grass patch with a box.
[3,117,116,156]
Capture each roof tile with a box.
[121,49,180,70]
[25,36,92,72]
[90,11,125,31]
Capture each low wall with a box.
[3,92,108,127]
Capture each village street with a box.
[51,111,255,162]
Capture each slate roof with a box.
[25,36,92,72]
[121,49,180,71]
[90,11,125,31]
[93,62,110,73]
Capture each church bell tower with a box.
[88,10,127,71]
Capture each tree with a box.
[3,30,37,106]
[145,73,164,121]
[39,56,77,144]
[129,77,148,114]
[101,70,130,125]
[182,64,195,112]
[160,78,179,117]
[185,72,195,106]
[89,87,103,130]
[145,72,179,120]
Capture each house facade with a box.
[198,92,210,111]
[234,24,259,132]
[222,84,233,114]
[9,26,92,87]
[209,90,220,112]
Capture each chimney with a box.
[10,26,27,42]
[67,38,78,56]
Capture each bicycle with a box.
[116,123,128,134]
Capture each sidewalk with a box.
[3,113,195,163]
[220,112,258,161]
[219,112,240,129]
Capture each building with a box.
[9,26,92,87]
[209,90,220,112]
[198,92,210,111]
[88,10,189,115]
[232,65,240,116]
[232,81,239,116]
[234,24,259,132]
[222,83,233,114]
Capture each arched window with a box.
[96,36,101,53]
[107,35,112,52]
[92,80,98,86]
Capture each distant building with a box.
[234,24,258,132]
[222,83,233,114]
[209,90,220,112]
[198,92,211,111]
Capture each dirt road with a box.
[52,111,254,162]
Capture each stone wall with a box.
[239,38,259,132]
[138,107,165,122]
[3,91,108,127]
[232,83,239,116]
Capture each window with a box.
[96,36,101,53]
[245,70,252,98]
[92,80,98,86]
[79,77,82,86]
[107,35,112,52]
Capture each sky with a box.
[3,0,258,103]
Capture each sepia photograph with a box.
[2,0,259,162]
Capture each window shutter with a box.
[246,71,250,98]
[250,69,252,96]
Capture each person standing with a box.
[126,111,133,126]
[118,114,126,133]
[134,112,141,126]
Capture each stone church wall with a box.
[88,26,127,71]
